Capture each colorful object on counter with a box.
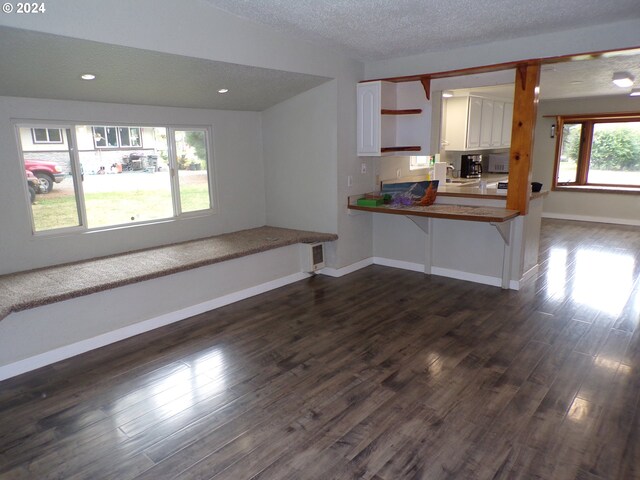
[390,193,414,206]
[381,180,439,206]
[356,197,384,207]
[419,182,437,206]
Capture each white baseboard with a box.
[0,272,309,382]
[430,266,503,288]
[318,257,373,277]
[372,257,424,273]
[542,212,640,227]
[324,256,513,290]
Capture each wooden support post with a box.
[507,62,540,214]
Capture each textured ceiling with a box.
[540,54,640,100]
[0,27,330,111]
[200,0,640,61]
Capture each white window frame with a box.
[409,155,431,171]
[118,127,142,147]
[91,126,143,149]
[31,127,63,144]
[15,121,217,236]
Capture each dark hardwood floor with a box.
[1,218,640,479]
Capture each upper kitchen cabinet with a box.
[357,80,432,156]
[442,90,513,151]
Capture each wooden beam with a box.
[420,76,431,101]
[359,45,640,85]
[506,62,540,214]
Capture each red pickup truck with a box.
[24,159,66,193]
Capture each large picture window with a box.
[17,123,214,233]
[554,113,640,191]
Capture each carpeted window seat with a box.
[0,225,337,379]
[0,226,337,322]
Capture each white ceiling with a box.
[540,54,640,99]
[201,0,640,61]
[2,1,639,111]
[0,27,330,111]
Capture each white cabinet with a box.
[490,101,505,147]
[357,82,381,155]
[443,95,513,151]
[465,96,482,149]
[501,102,513,147]
[479,99,494,148]
[357,80,432,156]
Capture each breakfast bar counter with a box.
[347,202,519,223]
[349,187,545,290]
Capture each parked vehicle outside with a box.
[24,159,66,193]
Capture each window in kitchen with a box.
[554,113,640,191]
[409,155,430,170]
[31,128,63,144]
[16,123,214,233]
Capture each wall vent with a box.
[300,243,325,272]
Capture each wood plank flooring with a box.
[1,218,640,479]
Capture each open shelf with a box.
[381,146,421,153]
[381,109,423,115]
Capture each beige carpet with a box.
[0,226,337,320]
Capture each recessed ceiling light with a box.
[81,73,96,80]
[442,91,454,98]
[612,72,634,88]
[217,88,229,94]
[630,88,640,97]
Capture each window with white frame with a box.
[31,128,63,144]
[92,126,142,148]
[409,155,431,170]
[17,123,213,233]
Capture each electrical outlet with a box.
[361,162,367,174]
[347,175,353,187]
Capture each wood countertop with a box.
[347,202,520,223]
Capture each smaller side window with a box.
[31,128,63,144]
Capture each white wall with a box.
[533,95,640,225]
[0,96,265,274]
[262,81,338,234]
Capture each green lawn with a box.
[32,185,211,231]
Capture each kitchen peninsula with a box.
[349,182,546,290]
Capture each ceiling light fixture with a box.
[80,73,96,80]
[630,88,640,97]
[612,72,634,88]
[217,88,229,94]
[442,91,453,98]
